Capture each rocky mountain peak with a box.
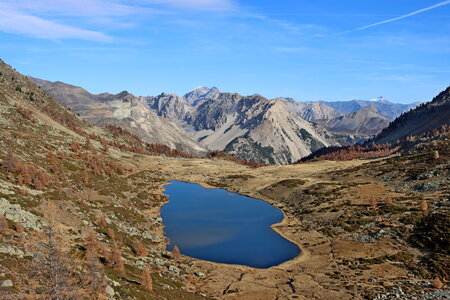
[184,86,222,106]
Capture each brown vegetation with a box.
[432,277,444,289]
[172,245,182,260]
[133,240,149,257]
[31,223,82,299]
[300,143,400,162]
[420,200,428,212]
[108,242,124,271]
[1,153,51,189]
[15,104,35,122]
[142,269,153,291]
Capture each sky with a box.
[0,0,449,103]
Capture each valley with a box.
[0,59,448,300]
[1,1,449,299]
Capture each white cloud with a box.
[344,1,450,33]
[0,5,112,41]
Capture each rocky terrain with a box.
[0,60,448,300]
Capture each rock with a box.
[111,280,121,287]
[1,279,13,287]
[168,265,180,275]
[82,220,90,226]
[0,198,43,231]
[0,245,25,258]
[194,272,205,277]
[105,285,115,297]
[154,258,165,265]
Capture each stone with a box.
[168,265,180,275]
[0,198,43,231]
[1,279,13,287]
[105,285,115,296]
[194,272,205,277]
[111,280,121,287]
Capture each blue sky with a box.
[0,0,449,103]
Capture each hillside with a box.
[0,60,213,299]
[28,77,206,157]
[1,59,449,299]
[375,86,450,144]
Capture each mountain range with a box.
[29,78,419,164]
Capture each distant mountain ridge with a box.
[148,87,339,164]
[29,78,419,164]
[321,98,419,120]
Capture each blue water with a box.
[160,180,300,268]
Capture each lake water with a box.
[160,180,300,268]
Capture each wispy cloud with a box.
[0,4,112,41]
[146,0,236,11]
[362,74,434,82]
[343,1,450,33]
[0,0,237,41]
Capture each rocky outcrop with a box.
[224,137,275,165]
[0,198,43,231]
[146,92,194,122]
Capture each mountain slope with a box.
[277,98,343,121]
[317,106,390,136]
[375,86,450,144]
[33,79,342,164]
[190,93,338,164]
[28,77,207,156]
[322,98,418,120]
[0,59,210,299]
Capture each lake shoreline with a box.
[160,179,301,269]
